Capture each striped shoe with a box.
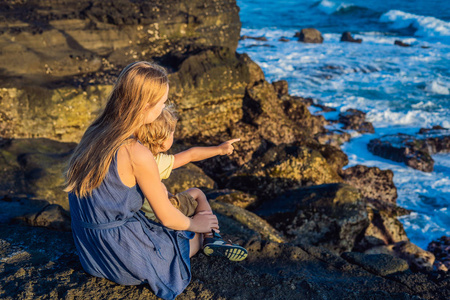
[202,230,248,262]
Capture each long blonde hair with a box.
[65,61,169,198]
[136,105,178,155]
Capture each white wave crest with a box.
[425,80,450,95]
[380,10,450,38]
[317,0,352,15]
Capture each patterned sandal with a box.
[202,230,248,261]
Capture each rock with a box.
[418,125,447,134]
[0,0,241,82]
[255,183,370,254]
[314,130,352,148]
[240,35,268,41]
[416,136,450,154]
[366,241,436,273]
[0,195,49,224]
[163,163,216,194]
[278,37,290,42]
[3,224,449,300]
[296,28,324,44]
[282,97,328,137]
[393,241,435,272]
[367,135,435,172]
[340,165,406,215]
[427,236,450,272]
[210,200,285,243]
[0,85,112,142]
[342,252,409,276]
[168,48,265,139]
[338,108,375,133]
[206,189,258,209]
[0,138,76,210]
[340,32,363,43]
[272,80,289,96]
[245,44,275,48]
[227,143,342,198]
[394,40,411,47]
[356,208,409,251]
[14,204,71,231]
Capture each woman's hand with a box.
[189,211,219,233]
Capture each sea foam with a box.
[380,10,450,39]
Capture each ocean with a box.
[236,0,450,249]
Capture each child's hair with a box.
[136,104,178,155]
[65,61,169,198]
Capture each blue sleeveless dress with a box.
[69,151,195,300]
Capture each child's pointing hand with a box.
[218,138,240,155]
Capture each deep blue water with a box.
[237,0,450,249]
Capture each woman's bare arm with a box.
[172,138,240,169]
[128,142,218,232]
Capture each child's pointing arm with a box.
[172,138,240,169]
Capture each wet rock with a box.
[255,183,369,254]
[341,252,409,276]
[367,134,435,172]
[338,108,375,133]
[278,37,290,42]
[427,236,450,272]
[418,125,447,134]
[340,32,363,43]
[395,40,411,47]
[414,134,450,154]
[240,35,268,41]
[296,28,324,44]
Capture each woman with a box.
[65,61,218,300]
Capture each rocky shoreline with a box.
[0,1,448,299]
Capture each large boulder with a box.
[0,0,241,81]
[163,163,216,194]
[227,143,343,198]
[0,85,112,143]
[296,28,324,44]
[255,183,370,254]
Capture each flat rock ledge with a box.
[1,224,449,300]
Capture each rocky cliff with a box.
[0,1,448,299]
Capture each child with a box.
[135,105,247,261]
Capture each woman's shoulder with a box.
[120,140,154,166]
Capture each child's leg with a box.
[185,188,248,261]
[189,233,203,258]
[184,188,212,213]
